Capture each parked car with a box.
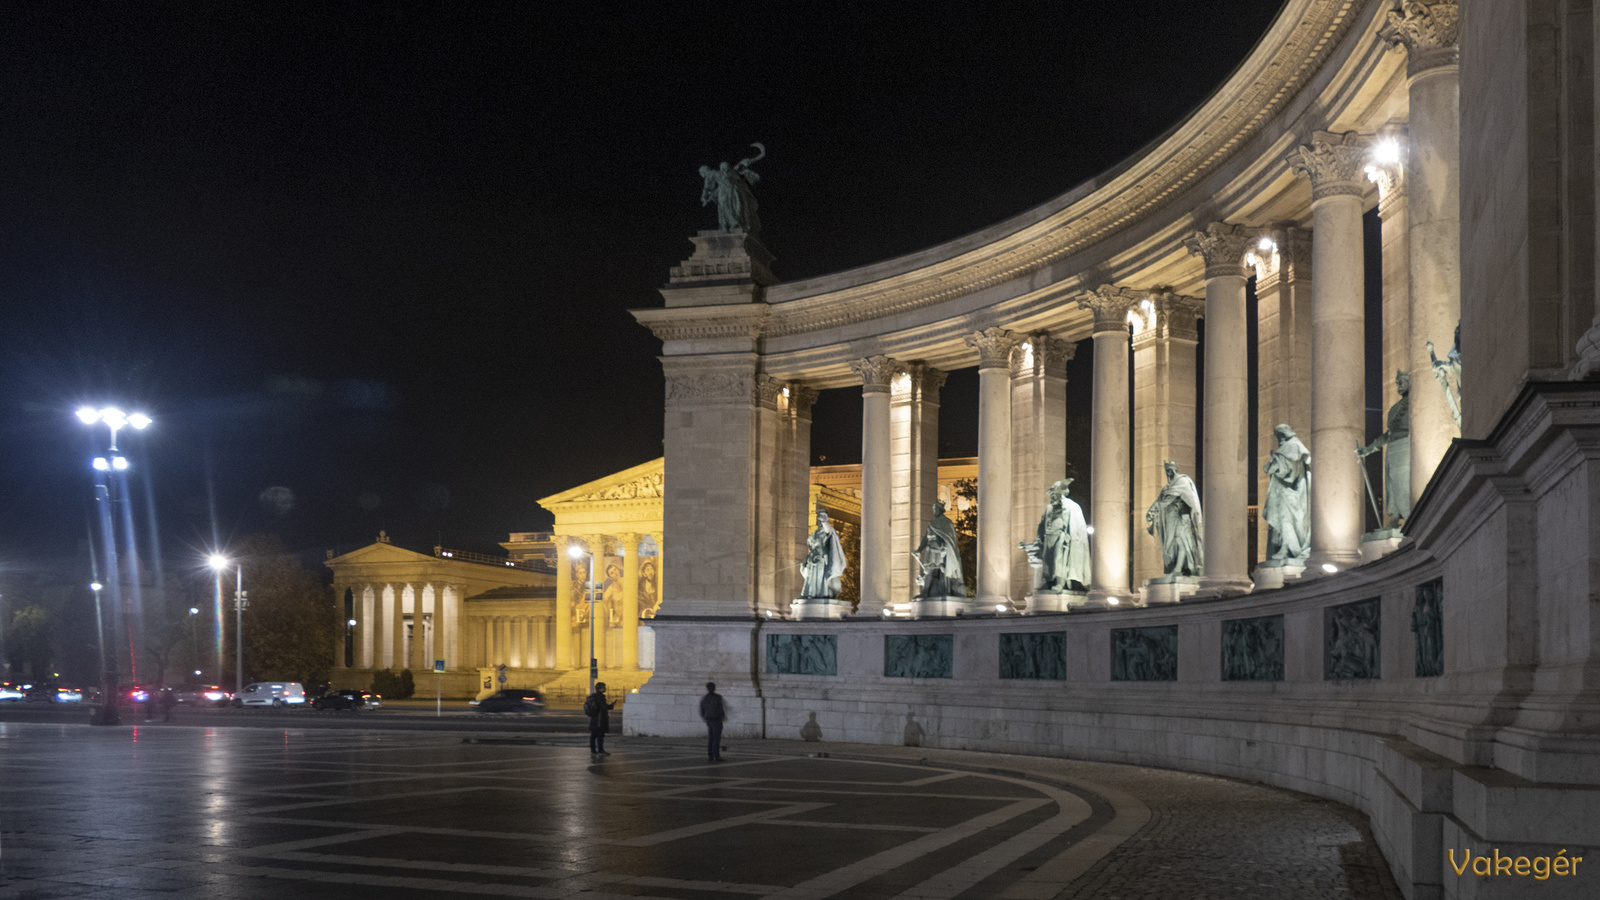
[172,684,232,706]
[470,689,545,713]
[233,682,307,708]
[21,683,83,703]
[312,689,380,711]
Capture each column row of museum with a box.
[335,581,466,673]
[547,531,663,672]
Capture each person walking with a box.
[700,682,725,762]
[583,682,615,759]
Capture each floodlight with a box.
[100,408,127,430]
[92,458,109,471]
[568,545,585,559]
[189,608,200,615]
[1258,236,1275,252]
[347,618,358,627]
[111,456,129,470]
[89,582,102,591]
[76,407,99,424]
[208,554,230,571]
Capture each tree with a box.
[952,479,978,596]
[222,535,337,688]
[5,606,53,678]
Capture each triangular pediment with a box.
[538,458,663,509]
[325,539,438,567]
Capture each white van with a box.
[234,682,307,708]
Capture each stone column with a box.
[410,584,427,673]
[1130,290,1202,585]
[389,584,404,672]
[966,328,1025,608]
[1290,131,1374,572]
[780,385,818,604]
[851,356,903,616]
[1078,290,1135,603]
[1253,226,1314,563]
[650,532,664,618]
[580,535,604,670]
[1382,2,1461,504]
[343,585,361,671]
[1010,335,1074,599]
[891,364,946,604]
[1369,124,1411,420]
[429,584,445,669]
[620,533,641,669]
[449,584,466,670]
[553,535,574,669]
[1185,224,1257,593]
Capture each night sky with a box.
[0,1,1287,581]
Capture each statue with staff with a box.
[1358,370,1411,529]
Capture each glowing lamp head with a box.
[100,408,127,430]
[189,607,200,615]
[128,413,151,430]
[1372,138,1402,166]
[111,456,129,470]
[880,608,891,617]
[347,618,358,627]
[567,544,584,559]
[995,604,1007,613]
[208,554,230,572]
[92,457,109,471]
[89,582,102,591]
[1107,597,1120,606]
[1258,236,1275,252]
[76,407,100,424]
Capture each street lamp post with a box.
[78,406,150,726]
[567,544,598,693]
[209,555,245,698]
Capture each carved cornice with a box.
[965,328,1025,370]
[1078,286,1140,336]
[1030,333,1077,378]
[1184,223,1258,280]
[633,305,767,344]
[664,371,752,402]
[1288,130,1375,202]
[1380,1,1458,77]
[738,1,1361,339]
[850,356,904,392]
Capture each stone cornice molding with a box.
[633,304,768,345]
[1288,130,1376,202]
[705,0,1363,340]
[1379,1,1458,77]
[1030,333,1077,378]
[850,356,905,392]
[965,328,1025,370]
[1184,223,1259,280]
[664,371,753,402]
[1078,286,1140,336]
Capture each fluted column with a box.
[1078,291,1136,603]
[620,533,641,669]
[851,356,903,615]
[342,585,360,670]
[1130,291,1202,586]
[891,364,946,604]
[429,584,445,669]
[966,328,1025,608]
[553,534,574,669]
[1186,224,1256,593]
[1011,335,1075,599]
[389,583,404,671]
[780,385,818,604]
[1369,124,1411,422]
[1381,2,1461,503]
[1290,131,1374,571]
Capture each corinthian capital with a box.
[1152,290,1205,343]
[1287,131,1376,202]
[1029,332,1076,377]
[850,356,904,393]
[786,382,819,418]
[1184,223,1258,280]
[965,328,1024,370]
[1078,286,1140,336]
[892,362,948,401]
[1380,1,1458,76]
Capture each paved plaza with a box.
[0,722,1400,899]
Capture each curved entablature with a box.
[638,0,1413,387]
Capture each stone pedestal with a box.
[1359,529,1403,564]
[910,596,967,619]
[663,231,776,306]
[1141,576,1200,605]
[1024,590,1088,613]
[1251,563,1306,590]
[790,598,849,620]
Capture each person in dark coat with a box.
[584,682,616,758]
[699,682,725,762]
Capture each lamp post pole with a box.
[78,406,150,726]
[567,544,599,695]
[233,564,244,697]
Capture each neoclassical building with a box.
[624,2,1600,897]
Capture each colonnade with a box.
[548,531,662,671]
[830,3,1459,605]
[336,581,465,672]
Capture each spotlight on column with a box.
[89,582,102,591]
[1108,598,1120,606]
[1321,563,1339,574]
[1086,525,1095,535]
[1372,138,1402,167]
[994,604,1007,613]
[347,619,358,627]
[568,545,584,559]
[880,608,891,617]
[1258,236,1276,252]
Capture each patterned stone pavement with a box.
[0,724,1400,899]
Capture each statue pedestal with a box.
[790,598,848,620]
[910,596,967,619]
[1024,590,1088,614]
[1252,563,1307,590]
[1140,576,1201,605]
[1360,529,1403,564]
[661,231,776,307]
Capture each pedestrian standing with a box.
[159,688,176,722]
[584,682,615,759]
[700,682,725,762]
